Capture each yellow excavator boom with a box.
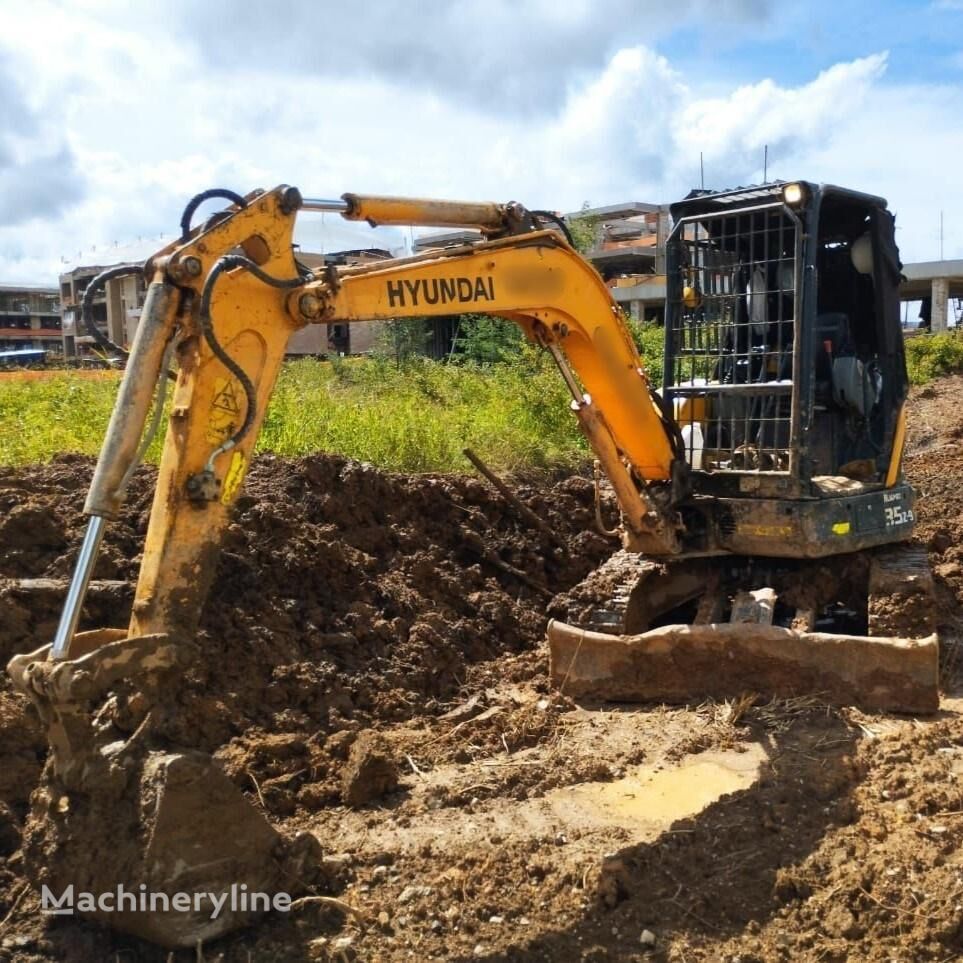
[123,185,683,650]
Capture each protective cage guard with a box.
[664,201,802,479]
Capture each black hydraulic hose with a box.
[81,264,143,361]
[179,188,247,242]
[198,254,310,457]
[531,210,576,247]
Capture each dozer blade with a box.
[548,547,940,714]
[8,630,321,949]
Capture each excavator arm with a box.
[123,186,685,650]
[5,184,687,948]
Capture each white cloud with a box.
[546,47,686,199]
[0,3,959,286]
[0,52,85,229]
[170,0,771,117]
[788,79,963,262]
[674,54,888,182]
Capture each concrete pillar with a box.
[932,277,949,333]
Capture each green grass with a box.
[0,375,127,466]
[0,326,670,471]
[6,326,953,471]
[0,354,590,472]
[260,353,586,472]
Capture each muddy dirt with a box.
[1,376,963,961]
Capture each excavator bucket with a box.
[8,630,321,948]
[548,547,940,714]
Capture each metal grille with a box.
[665,203,800,474]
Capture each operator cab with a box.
[664,180,908,500]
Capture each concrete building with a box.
[567,202,670,323]
[0,284,62,356]
[59,265,145,359]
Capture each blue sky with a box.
[0,0,960,283]
[662,1,962,90]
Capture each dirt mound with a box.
[0,451,610,789]
[0,452,613,959]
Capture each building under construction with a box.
[0,284,62,358]
[568,201,670,322]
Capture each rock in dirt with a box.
[822,903,862,940]
[439,691,488,723]
[341,731,399,806]
[398,885,432,904]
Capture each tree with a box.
[449,314,523,364]
[565,202,601,255]
[376,317,429,366]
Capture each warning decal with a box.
[206,376,244,445]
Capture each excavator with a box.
[7,182,938,947]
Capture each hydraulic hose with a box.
[531,210,575,247]
[179,188,247,242]
[81,264,143,361]
[197,254,311,470]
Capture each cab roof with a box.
[670,181,888,220]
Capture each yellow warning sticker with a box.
[832,521,851,535]
[206,376,243,445]
[221,450,247,506]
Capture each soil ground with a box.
[2,377,963,961]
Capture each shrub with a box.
[905,332,963,385]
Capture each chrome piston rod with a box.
[300,198,350,213]
[50,515,106,659]
[49,280,179,661]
